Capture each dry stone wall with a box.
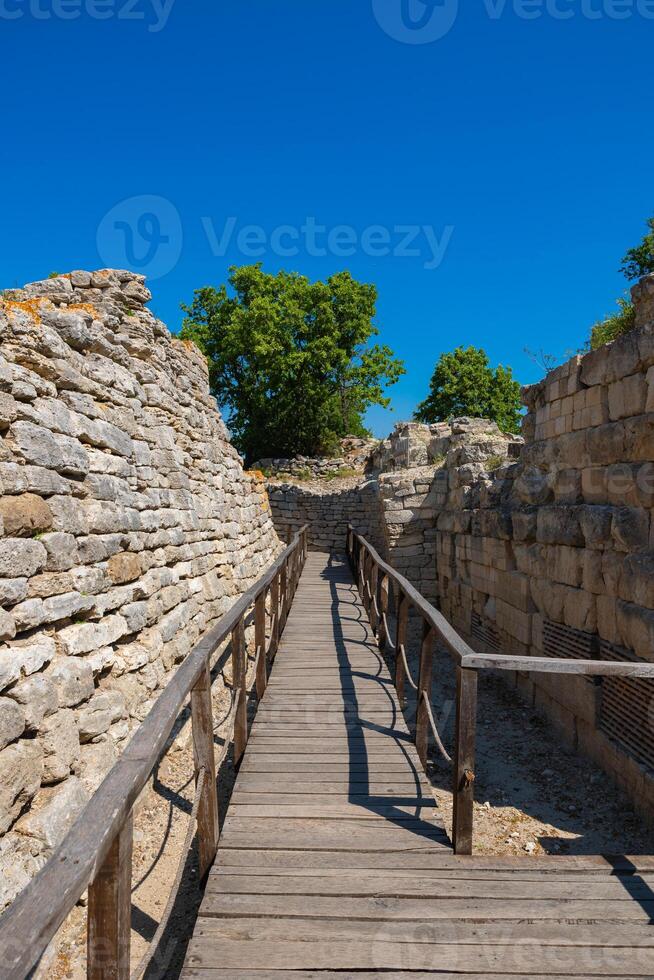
[267,479,385,554]
[0,269,279,909]
[374,274,654,817]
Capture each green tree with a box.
[180,264,404,463]
[414,346,522,434]
[587,213,653,349]
[620,215,654,280]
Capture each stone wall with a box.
[382,275,654,818]
[0,270,279,908]
[267,479,385,554]
[376,419,520,601]
[255,436,378,480]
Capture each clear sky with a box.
[1,0,652,436]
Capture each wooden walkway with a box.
[181,553,654,979]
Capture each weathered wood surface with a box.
[181,553,654,978]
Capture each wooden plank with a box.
[180,936,654,974]
[87,814,133,980]
[206,871,654,900]
[200,891,654,922]
[182,972,651,980]
[193,915,654,947]
[462,651,654,678]
[214,849,654,873]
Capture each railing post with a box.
[415,622,434,766]
[452,665,478,855]
[269,572,280,660]
[255,591,267,699]
[378,574,389,649]
[191,662,219,878]
[280,561,288,631]
[87,814,133,980]
[232,617,248,764]
[395,592,408,704]
[369,563,379,635]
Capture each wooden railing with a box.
[347,525,654,856]
[0,525,308,980]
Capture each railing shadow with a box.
[322,555,447,842]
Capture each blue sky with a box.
[1,0,652,436]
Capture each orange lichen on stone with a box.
[67,303,100,319]
[0,298,49,323]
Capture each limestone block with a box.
[45,657,94,707]
[77,691,126,741]
[107,552,141,585]
[0,697,25,751]
[0,538,47,578]
[608,373,647,421]
[619,553,654,607]
[552,469,581,504]
[0,392,17,430]
[586,422,625,466]
[514,467,554,506]
[624,413,654,462]
[0,462,72,497]
[578,505,613,549]
[0,741,43,834]
[0,637,55,691]
[562,588,596,632]
[39,709,80,783]
[56,614,127,657]
[79,740,118,796]
[495,598,532,646]
[47,495,89,536]
[536,507,583,547]
[543,545,583,588]
[611,506,650,553]
[0,494,52,538]
[616,600,654,662]
[597,594,622,645]
[15,776,88,850]
[0,578,27,606]
[579,345,610,387]
[8,675,57,731]
[40,532,79,572]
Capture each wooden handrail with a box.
[347,525,654,857]
[0,524,309,980]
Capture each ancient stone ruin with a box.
[3,266,654,918]
[264,271,654,820]
[0,270,279,909]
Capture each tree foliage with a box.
[587,213,653,350]
[180,264,404,463]
[414,346,522,434]
[589,296,636,351]
[620,215,654,280]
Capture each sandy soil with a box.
[399,629,652,858]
